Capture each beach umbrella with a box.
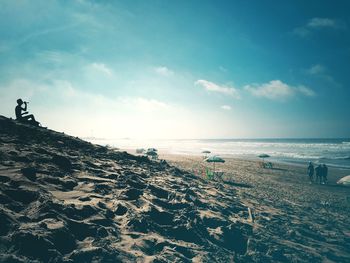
[147,148,158,152]
[337,175,350,187]
[258,154,270,162]
[146,148,157,155]
[205,155,225,173]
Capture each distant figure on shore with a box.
[15,99,39,126]
[322,164,328,184]
[307,162,314,183]
[315,164,322,184]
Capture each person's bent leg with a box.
[23,115,39,126]
[22,115,35,121]
[28,114,36,121]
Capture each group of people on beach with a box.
[307,162,328,184]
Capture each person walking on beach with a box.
[15,99,39,126]
[315,164,322,184]
[322,164,328,184]
[307,162,314,183]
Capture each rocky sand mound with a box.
[0,116,253,262]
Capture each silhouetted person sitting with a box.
[15,99,40,126]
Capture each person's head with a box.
[17,99,23,105]
[309,161,312,165]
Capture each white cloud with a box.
[154,66,174,76]
[90,62,113,76]
[244,80,315,100]
[293,17,342,37]
[307,18,338,28]
[305,64,341,88]
[221,105,231,110]
[195,79,240,99]
[244,80,293,100]
[307,64,325,75]
[297,86,316,97]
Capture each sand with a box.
[0,115,349,262]
[161,154,350,262]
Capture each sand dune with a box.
[0,116,254,262]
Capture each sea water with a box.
[87,138,350,169]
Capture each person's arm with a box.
[19,103,28,116]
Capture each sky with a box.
[0,0,349,139]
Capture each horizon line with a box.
[82,137,350,141]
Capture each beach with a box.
[161,153,350,262]
[2,1,350,262]
[1,116,350,262]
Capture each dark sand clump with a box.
[0,116,254,262]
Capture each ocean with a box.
[87,138,350,169]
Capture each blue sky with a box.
[0,0,349,139]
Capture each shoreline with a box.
[121,148,350,179]
[87,137,350,170]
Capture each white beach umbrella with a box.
[337,175,350,186]
[147,148,158,152]
[258,154,270,162]
[205,155,225,173]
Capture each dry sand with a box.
[0,116,251,262]
[1,115,349,262]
